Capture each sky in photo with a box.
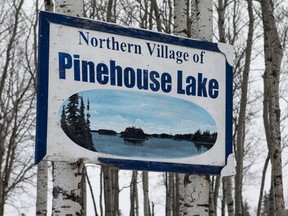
[60,89,217,135]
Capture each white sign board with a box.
[36,11,234,175]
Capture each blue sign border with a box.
[36,11,233,175]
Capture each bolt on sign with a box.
[36,11,235,176]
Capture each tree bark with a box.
[52,161,86,215]
[151,0,161,32]
[100,167,104,216]
[174,173,180,216]
[130,171,138,216]
[234,0,254,215]
[261,0,285,215]
[175,1,212,215]
[209,178,216,216]
[113,169,119,215]
[103,165,115,216]
[36,161,48,216]
[55,0,84,17]
[217,0,227,43]
[51,2,86,216]
[209,176,220,216]
[256,155,270,216]
[165,173,173,216]
[142,171,150,216]
[221,179,226,216]
[106,0,113,22]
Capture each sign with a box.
[36,11,234,175]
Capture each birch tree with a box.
[130,171,139,216]
[173,2,189,214]
[142,171,150,216]
[51,1,87,215]
[234,0,254,214]
[165,173,174,216]
[261,0,285,215]
[174,1,212,215]
[214,0,264,215]
[103,165,119,216]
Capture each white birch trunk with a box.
[52,2,86,216]
[173,0,187,36]
[194,0,212,41]
[52,161,86,215]
[175,0,212,215]
[55,0,84,17]
[173,2,187,214]
[261,0,285,215]
[186,175,210,215]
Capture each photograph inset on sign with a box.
[59,90,217,158]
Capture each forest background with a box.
[0,0,288,215]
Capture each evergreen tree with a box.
[75,96,87,146]
[60,106,68,134]
[78,96,94,151]
[60,93,96,151]
[65,93,80,140]
[192,129,202,142]
[85,99,93,149]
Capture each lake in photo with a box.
[92,131,213,159]
[59,89,218,158]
